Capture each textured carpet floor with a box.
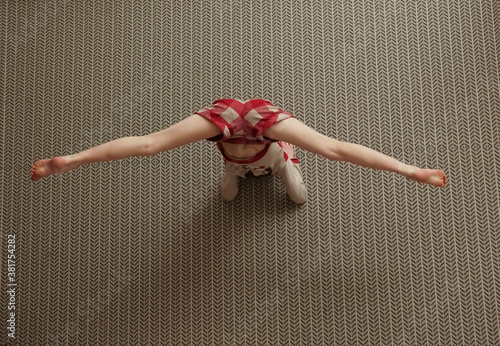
[1,0,499,345]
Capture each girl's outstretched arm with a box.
[265,117,447,188]
[30,114,222,181]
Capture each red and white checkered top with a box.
[193,98,295,145]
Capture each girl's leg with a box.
[29,136,148,181]
[334,141,448,187]
[265,118,447,188]
[30,114,222,181]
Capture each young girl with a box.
[30,98,447,203]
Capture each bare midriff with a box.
[220,142,267,159]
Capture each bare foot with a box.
[403,165,448,188]
[30,154,81,181]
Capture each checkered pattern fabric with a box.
[194,98,295,145]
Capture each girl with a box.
[30,98,447,203]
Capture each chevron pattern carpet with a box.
[2,0,499,345]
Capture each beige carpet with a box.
[1,0,499,345]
